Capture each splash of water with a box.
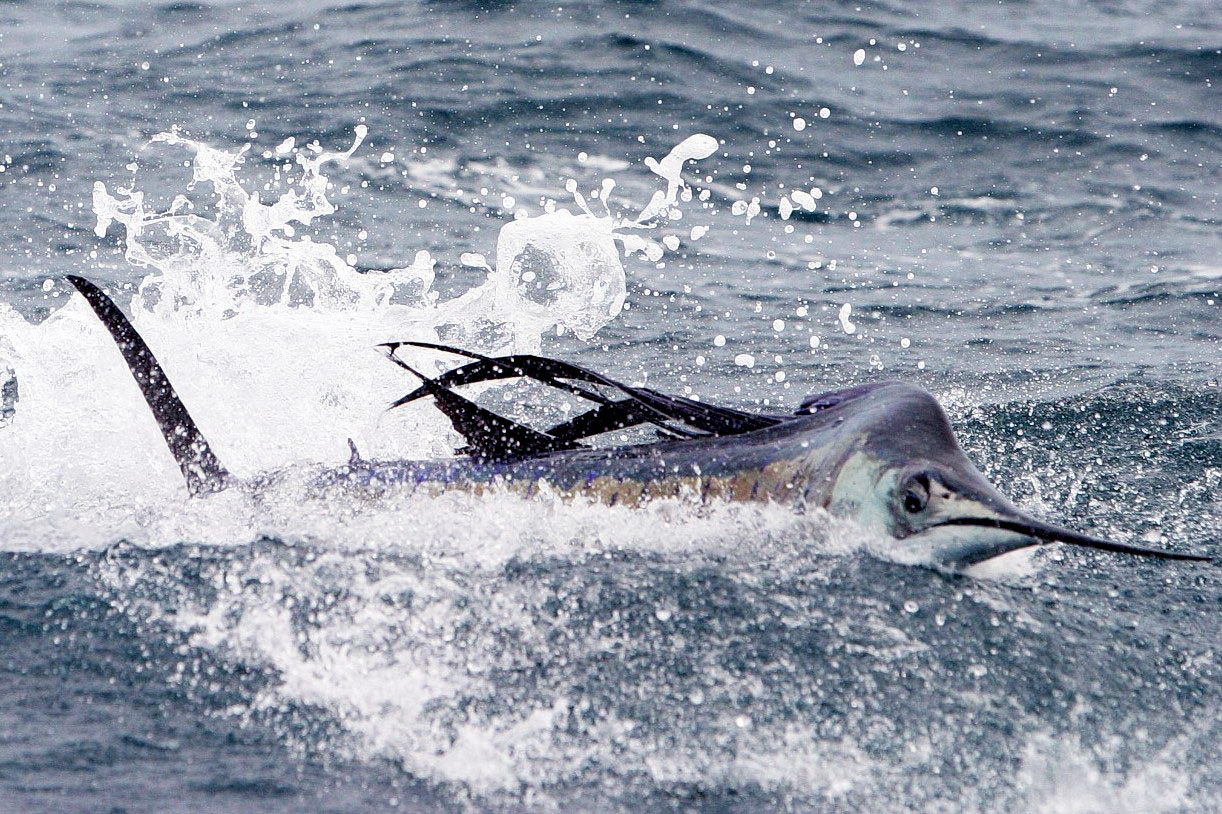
[0,127,720,552]
[90,128,718,342]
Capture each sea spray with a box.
[0,128,721,551]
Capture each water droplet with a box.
[838,303,856,334]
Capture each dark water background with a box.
[1,1,1219,811]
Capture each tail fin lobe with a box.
[67,275,229,496]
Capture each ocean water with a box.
[0,1,1219,811]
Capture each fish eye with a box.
[903,473,931,514]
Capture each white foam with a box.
[91,494,865,797]
[1015,731,1194,814]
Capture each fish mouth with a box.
[933,516,1212,566]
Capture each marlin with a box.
[67,275,1210,570]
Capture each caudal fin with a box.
[67,275,230,496]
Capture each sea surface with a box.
[1,1,1219,811]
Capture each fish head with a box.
[815,382,1205,569]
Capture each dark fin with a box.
[381,350,580,462]
[382,341,786,439]
[543,393,781,442]
[382,343,645,416]
[347,438,363,466]
[625,387,784,435]
[381,343,698,438]
[544,400,655,442]
[66,276,230,496]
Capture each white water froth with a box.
[93,498,870,799]
[1015,731,1196,814]
[0,129,719,553]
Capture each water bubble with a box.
[379,151,394,163]
[734,354,755,368]
[819,107,830,119]
[853,49,866,66]
[900,337,910,348]
[714,335,726,347]
[792,117,806,132]
[809,336,820,349]
[903,600,919,614]
[772,319,785,332]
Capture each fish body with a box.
[65,275,1211,570]
[335,381,918,510]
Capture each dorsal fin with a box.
[381,349,580,462]
[381,341,787,441]
[67,275,230,496]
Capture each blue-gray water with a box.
[1,1,1219,811]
